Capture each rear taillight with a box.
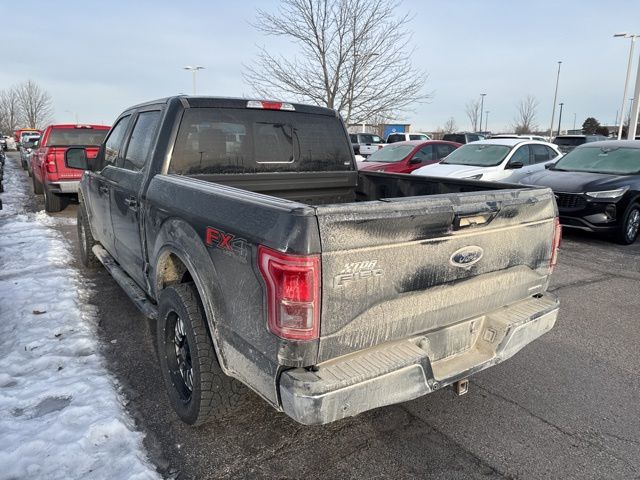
[45,150,57,173]
[550,217,562,272]
[258,245,320,341]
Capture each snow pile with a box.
[0,157,160,479]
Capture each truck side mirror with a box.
[507,161,524,169]
[65,147,90,170]
[545,162,556,169]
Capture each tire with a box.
[616,204,640,245]
[77,203,100,268]
[32,174,43,194]
[157,283,246,425]
[43,182,67,212]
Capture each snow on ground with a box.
[0,156,160,480]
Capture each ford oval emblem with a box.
[450,246,484,268]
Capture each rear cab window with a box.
[169,108,353,174]
[47,127,109,146]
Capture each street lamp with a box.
[484,111,490,133]
[557,103,564,136]
[614,33,639,139]
[479,93,487,132]
[183,65,205,95]
[549,61,562,139]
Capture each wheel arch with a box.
[150,217,231,374]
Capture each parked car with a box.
[15,128,42,149]
[412,139,562,183]
[519,140,640,244]
[490,134,548,142]
[20,135,40,171]
[442,132,483,144]
[0,149,5,192]
[65,95,560,426]
[350,133,385,157]
[552,134,608,154]
[386,132,431,143]
[358,140,461,174]
[0,135,6,151]
[30,124,110,212]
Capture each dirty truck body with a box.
[75,96,560,425]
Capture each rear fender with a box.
[150,218,229,373]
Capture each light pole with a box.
[557,103,564,136]
[65,110,79,124]
[479,93,487,132]
[628,55,640,139]
[549,61,562,139]
[183,65,205,95]
[484,111,490,133]
[614,33,639,139]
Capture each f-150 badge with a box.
[334,260,383,287]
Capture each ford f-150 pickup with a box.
[66,96,561,426]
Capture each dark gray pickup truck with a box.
[66,96,561,425]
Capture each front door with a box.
[110,110,162,287]
[86,114,132,256]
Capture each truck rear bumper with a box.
[279,294,558,425]
[48,180,80,193]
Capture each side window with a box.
[508,145,531,166]
[102,115,131,169]
[530,144,550,163]
[371,135,383,143]
[360,134,374,143]
[413,145,433,161]
[467,134,480,142]
[387,134,399,143]
[350,134,358,143]
[122,111,161,171]
[436,143,454,158]
[545,146,559,159]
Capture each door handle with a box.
[453,205,500,230]
[124,197,138,210]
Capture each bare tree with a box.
[244,0,430,124]
[17,80,53,129]
[443,117,457,133]
[512,95,539,134]
[465,100,480,131]
[0,87,22,134]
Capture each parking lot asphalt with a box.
[7,152,640,479]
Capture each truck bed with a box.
[184,170,510,205]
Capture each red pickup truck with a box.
[31,124,110,212]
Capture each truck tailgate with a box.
[315,187,557,362]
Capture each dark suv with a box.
[552,135,608,154]
[442,132,483,144]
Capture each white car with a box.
[411,139,562,183]
[386,132,431,143]
[490,134,548,142]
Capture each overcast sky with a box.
[4,0,640,132]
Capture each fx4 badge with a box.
[205,227,248,263]
[334,260,383,287]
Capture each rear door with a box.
[314,187,557,362]
[110,108,162,286]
